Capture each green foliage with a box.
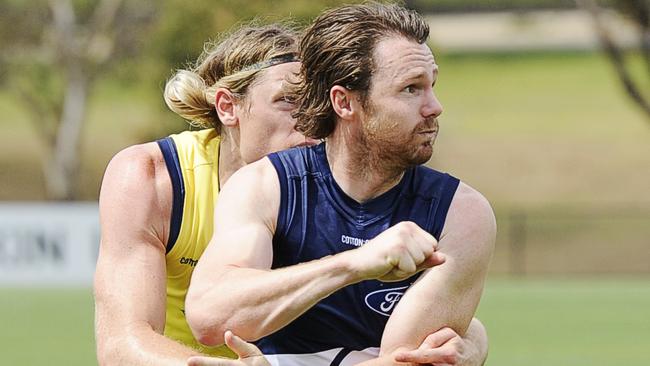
[7,62,64,143]
[407,0,620,12]
[0,0,48,46]
[140,0,356,81]
[408,0,578,12]
[0,0,157,99]
[2,51,648,201]
[127,0,360,142]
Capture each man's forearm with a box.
[186,251,363,346]
[463,318,489,365]
[352,320,488,366]
[97,323,201,366]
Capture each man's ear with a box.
[330,85,357,121]
[215,88,239,127]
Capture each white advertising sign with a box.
[0,202,99,286]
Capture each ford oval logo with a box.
[364,286,409,317]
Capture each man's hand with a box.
[393,327,478,366]
[187,331,270,366]
[349,221,446,282]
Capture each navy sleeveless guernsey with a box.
[260,143,460,366]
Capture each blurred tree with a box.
[406,0,578,12]
[144,0,353,80]
[0,0,354,200]
[576,0,650,121]
[0,0,156,200]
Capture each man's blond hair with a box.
[164,22,299,132]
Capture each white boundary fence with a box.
[1,202,648,285]
[0,202,99,286]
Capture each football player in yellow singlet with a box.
[94,21,490,366]
[94,23,314,365]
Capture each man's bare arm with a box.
[186,158,445,346]
[466,318,490,365]
[393,318,489,366]
[95,144,204,366]
[356,183,496,366]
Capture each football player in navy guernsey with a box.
[186,2,495,366]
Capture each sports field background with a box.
[1,51,649,364]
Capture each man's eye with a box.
[404,85,416,93]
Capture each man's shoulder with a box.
[100,141,171,213]
[105,142,166,181]
[442,181,496,247]
[98,141,172,252]
[452,182,492,216]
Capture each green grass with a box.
[0,288,96,365]
[478,277,650,365]
[2,278,649,365]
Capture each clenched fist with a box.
[347,221,445,282]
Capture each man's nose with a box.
[422,90,443,118]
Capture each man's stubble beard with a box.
[353,105,437,178]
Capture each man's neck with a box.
[325,134,404,203]
[218,133,245,189]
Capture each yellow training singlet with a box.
[157,128,235,358]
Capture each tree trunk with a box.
[576,0,650,121]
[43,61,89,200]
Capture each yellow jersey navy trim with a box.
[162,129,234,357]
[157,137,185,254]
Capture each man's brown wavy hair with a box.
[292,1,429,139]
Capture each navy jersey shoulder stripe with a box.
[432,174,459,238]
[425,169,460,239]
[268,148,316,239]
[268,153,290,238]
[157,137,185,253]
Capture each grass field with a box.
[2,277,649,365]
[477,277,650,365]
